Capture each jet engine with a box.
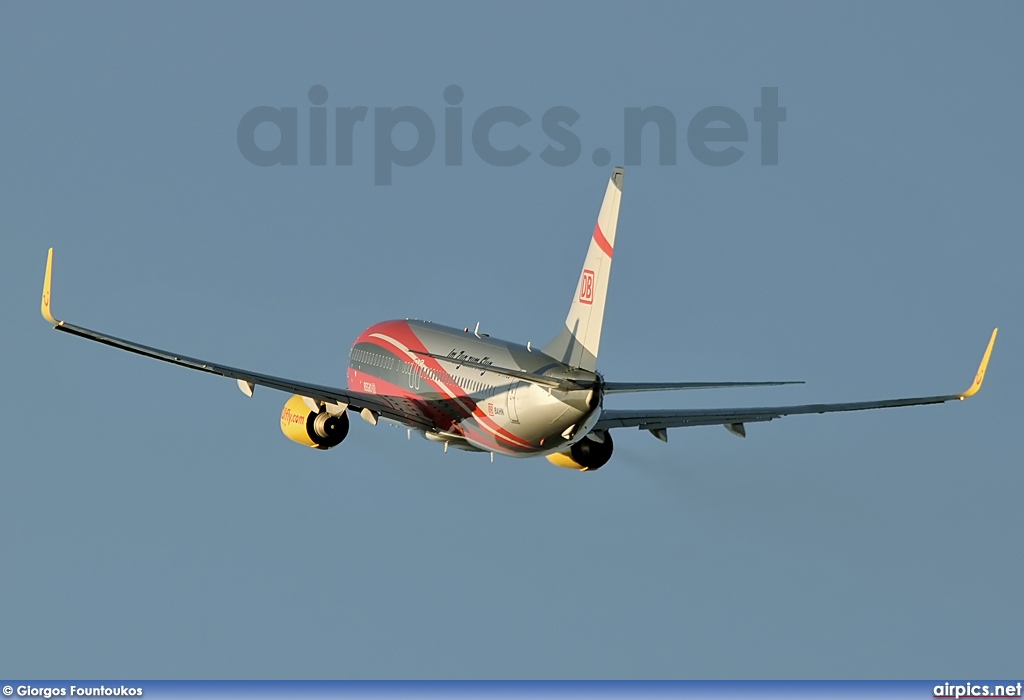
[546,431,614,471]
[280,395,350,449]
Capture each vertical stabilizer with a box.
[542,167,623,370]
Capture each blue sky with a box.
[1,1,1021,678]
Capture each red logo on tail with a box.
[579,269,595,305]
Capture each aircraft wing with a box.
[39,249,435,430]
[595,328,997,435]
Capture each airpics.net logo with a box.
[934,682,1023,699]
[236,85,786,185]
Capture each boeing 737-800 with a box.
[40,168,997,470]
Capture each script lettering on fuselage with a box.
[446,349,494,367]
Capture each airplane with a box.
[40,167,997,471]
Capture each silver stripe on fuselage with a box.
[367,330,535,452]
[351,321,600,456]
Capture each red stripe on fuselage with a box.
[351,321,535,452]
[351,357,534,454]
[593,223,613,258]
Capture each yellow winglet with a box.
[41,247,60,325]
[960,328,998,399]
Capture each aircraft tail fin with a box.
[542,167,623,370]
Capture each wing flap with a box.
[596,394,953,431]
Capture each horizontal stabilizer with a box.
[603,380,803,394]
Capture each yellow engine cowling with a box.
[545,431,614,471]
[280,395,350,449]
